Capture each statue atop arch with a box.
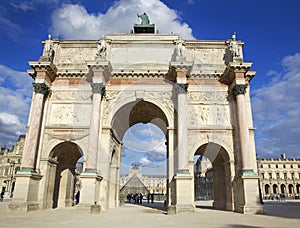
[134,12,155,33]
[137,12,150,25]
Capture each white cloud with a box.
[50,0,194,39]
[139,157,151,166]
[252,53,300,158]
[0,64,33,147]
[0,112,23,147]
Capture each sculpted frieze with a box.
[57,47,96,64]
[188,91,227,103]
[52,91,91,101]
[188,104,230,127]
[192,49,225,65]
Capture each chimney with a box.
[281,153,286,159]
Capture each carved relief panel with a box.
[188,104,231,128]
[47,103,91,127]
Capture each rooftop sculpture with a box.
[134,12,155,33]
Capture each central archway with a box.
[109,100,169,209]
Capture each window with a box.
[291,173,295,179]
[269,173,272,179]
[268,164,271,168]
[283,164,286,168]
[261,173,265,179]
[291,164,293,168]
[276,164,278,168]
[276,173,280,179]
[284,173,287,180]
[4,167,9,176]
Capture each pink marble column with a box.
[85,83,104,173]
[21,83,49,171]
[233,84,254,175]
[176,83,189,172]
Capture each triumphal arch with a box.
[9,18,263,214]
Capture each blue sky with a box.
[0,0,299,175]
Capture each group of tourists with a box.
[126,192,154,204]
[276,193,286,201]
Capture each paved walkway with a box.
[0,200,299,228]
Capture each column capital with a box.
[232,84,247,96]
[32,82,50,96]
[91,83,105,95]
[175,83,188,94]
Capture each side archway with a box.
[47,142,83,208]
[193,142,233,211]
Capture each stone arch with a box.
[264,184,270,195]
[280,184,286,194]
[189,139,234,163]
[108,100,169,208]
[108,95,173,133]
[288,184,294,195]
[273,184,278,194]
[111,100,169,140]
[193,142,233,211]
[296,184,300,194]
[47,141,83,209]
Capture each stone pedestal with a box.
[77,172,102,212]
[8,172,42,211]
[235,175,264,214]
[91,203,101,214]
[173,170,195,213]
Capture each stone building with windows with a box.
[120,164,167,196]
[194,153,300,201]
[257,154,300,199]
[0,135,25,198]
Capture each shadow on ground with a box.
[262,200,300,219]
[124,201,167,214]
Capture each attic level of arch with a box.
[28,34,255,86]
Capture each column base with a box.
[8,201,40,212]
[240,168,256,176]
[8,171,42,212]
[172,171,195,214]
[235,205,264,214]
[234,174,264,214]
[79,172,103,209]
[76,202,102,213]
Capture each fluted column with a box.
[21,83,49,172]
[176,83,188,172]
[85,83,105,173]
